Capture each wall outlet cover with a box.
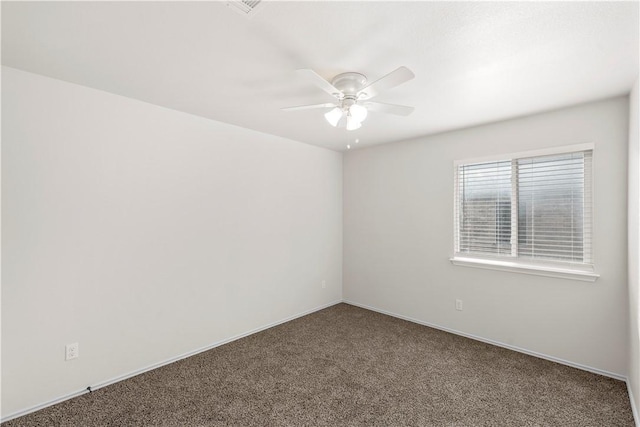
[65,343,79,360]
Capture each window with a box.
[452,145,598,281]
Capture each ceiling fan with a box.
[282,66,415,131]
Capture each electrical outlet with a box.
[455,299,463,311]
[321,280,326,289]
[66,343,79,361]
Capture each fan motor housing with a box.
[331,72,367,96]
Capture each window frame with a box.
[450,143,599,282]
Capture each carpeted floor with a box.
[3,303,634,426]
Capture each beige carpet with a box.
[3,303,634,426]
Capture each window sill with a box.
[449,257,599,282]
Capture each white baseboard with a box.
[1,300,341,423]
[343,299,626,381]
[628,380,640,427]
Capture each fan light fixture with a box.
[324,103,368,130]
[324,107,343,127]
[347,116,362,130]
[346,113,362,131]
[349,104,368,122]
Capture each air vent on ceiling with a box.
[227,0,263,18]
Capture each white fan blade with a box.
[297,69,342,97]
[281,102,337,112]
[362,101,414,116]
[358,66,415,100]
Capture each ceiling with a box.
[2,1,638,151]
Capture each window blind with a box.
[454,149,592,266]
[455,160,512,256]
[517,151,592,263]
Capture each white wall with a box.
[344,97,629,376]
[1,67,343,418]
[629,76,640,418]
